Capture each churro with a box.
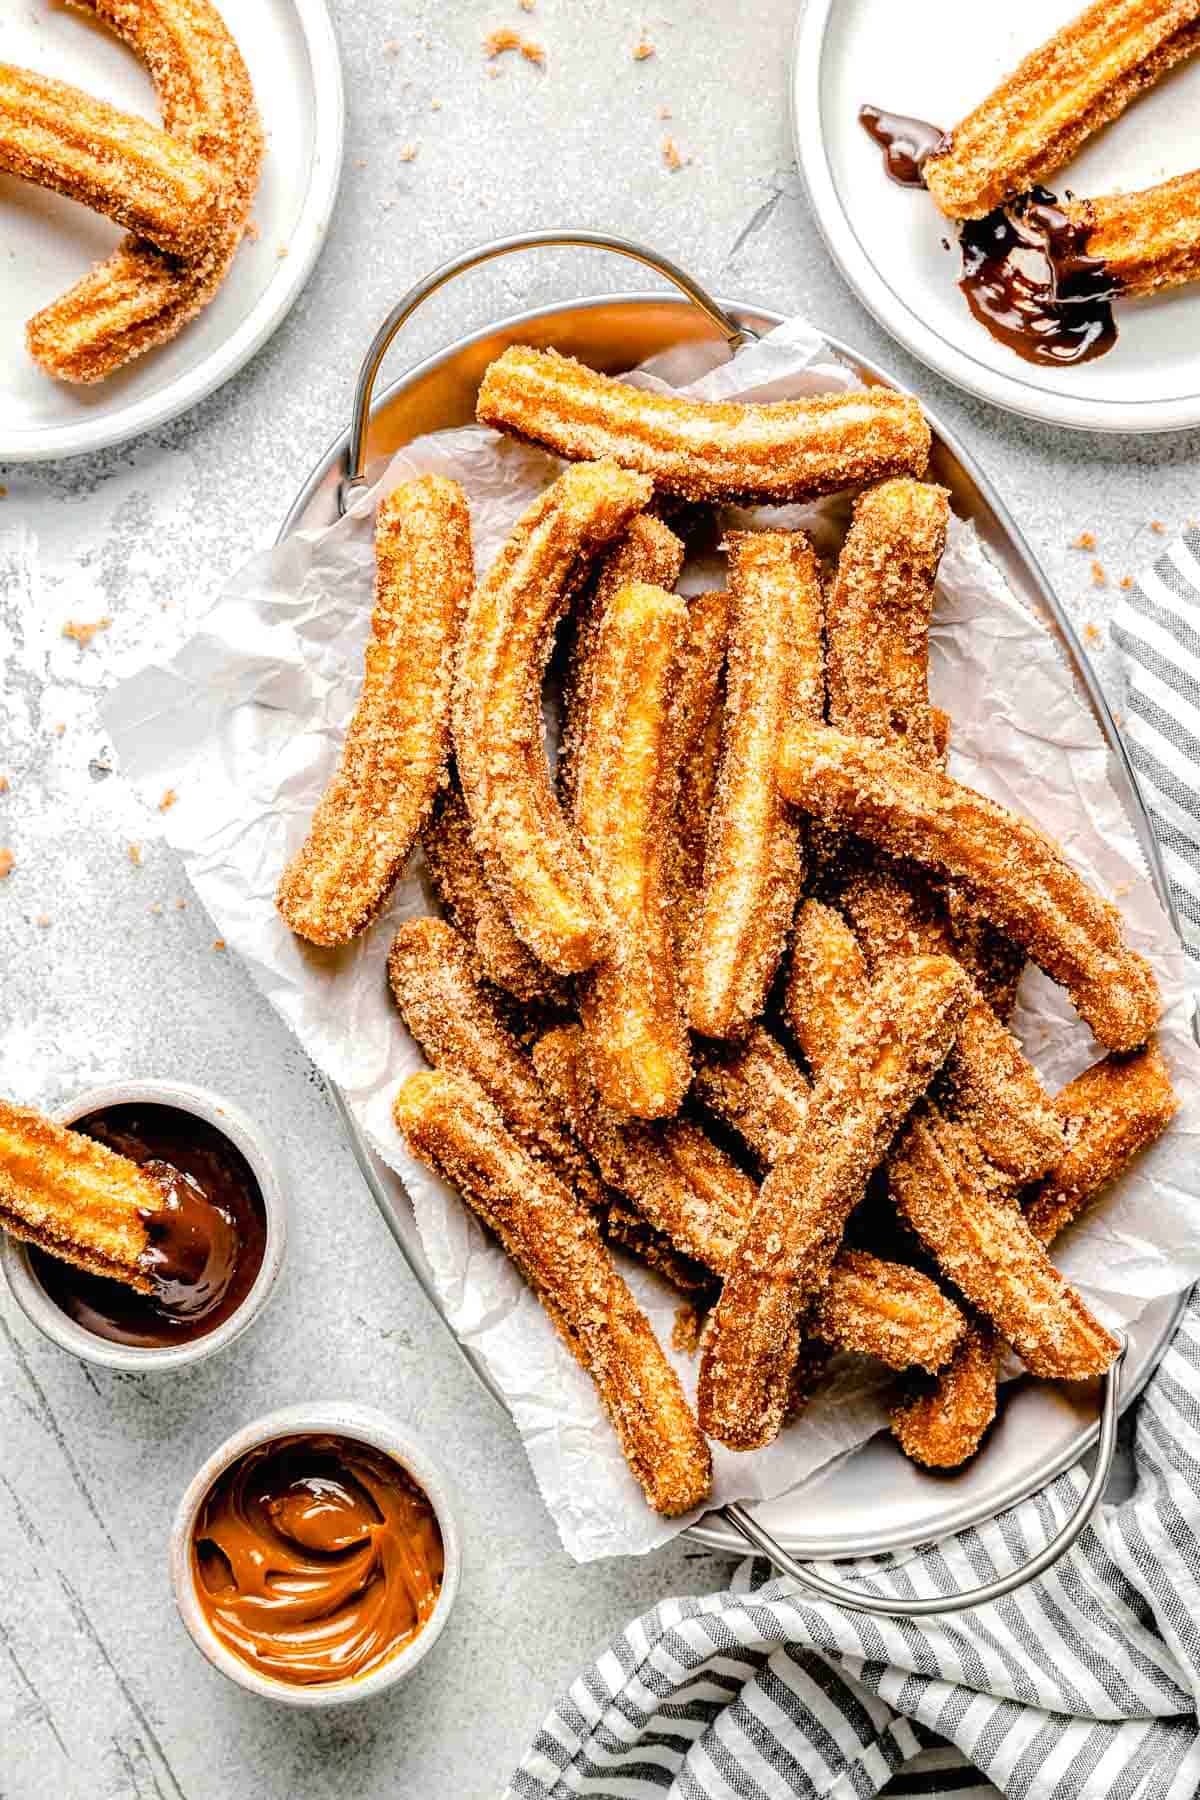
[25,0,264,385]
[668,589,729,918]
[558,514,684,812]
[0,61,219,258]
[890,1105,1119,1380]
[532,1025,754,1272]
[685,531,822,1039]
[394,1070,712,1515]
[698,954,970,1450]
[778,724,1161,1052]
[0,1099,159,1290]
[785,899,868,1074]
[574,583,691,1118]
[477,345,931,504]
[278,476,473,946]
[923,0,1200,221]
[693,1028,809,1167]
[842,863,1064,1181]
[825,478,949,768]
[421,778,568,1007]
[1070,169,1200,299]
[453,461,651,975]
[1026,1039,1177,1246]
[811,1250,965,1373]
[891,1321,999,1469]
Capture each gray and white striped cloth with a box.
[1112,526,1200,957]
[507,534,1200,1800]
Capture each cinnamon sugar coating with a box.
[477,345,931,504]
[812,1250,965,1373]
[1072,170,1200,298]
[785,899,869,1074]
[278,476,473,945]
[891,1321,999,1469]
[394,1070,712,1515]
[667,589,729,924]
[693,1027,810,1167]
[779,724,1162,1052]
[453,460,652,975]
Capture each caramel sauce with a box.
[192,1434,444,1687]
[30,1103,266,1347]
[858,107,1120,366]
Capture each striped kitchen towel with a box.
[1112,526,1200,958]
[507,1288,1200,1800]
[507,531,1200,1800]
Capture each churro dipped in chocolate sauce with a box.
[192,1435,443,1687]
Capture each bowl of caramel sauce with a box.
[1,1079,286,1371]
[171,1405,461,1705]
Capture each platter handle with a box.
[337,229,755,514]
[720,1331,1127,1616]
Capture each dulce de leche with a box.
[191,1433,444,1686]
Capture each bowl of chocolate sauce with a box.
[0,1080,286,1371]
[170,1404,462,1705]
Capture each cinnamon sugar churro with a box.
[453,460,652,974]
[421,778,568,1007]
[1070,170,1200,299]
[891,1320,999,1469]
[785,899,869,1074]
[698,955,970,1450]
[278,476,473,946]
[0,61,219,258]
[693,1027,809,1167]
[779,724,1161,1052]
[812,1250,965,1373]
[890,1105,1119,1380]
[668,589,729,917]
[25,0,264,384]
[574,583,691,1118]
[477,345,931,504]
[685,531,823,1039]
[394,1071,712,1515]
[923,0,1200,221]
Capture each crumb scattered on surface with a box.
[1072,531,1095,550]
[1113,709,1123,726]
[158,788,177,813]
[0,776,8,794]
[519,0,535,10]
[176,898,187,910]
[150,902,162,915]
[213,938,226,951]
[0,850,14,879]
[657,102,672,118]
[1151,520,1165,533]
[399,143,418,161]
[1085,622,1103,644]
[244,218,260,242]
[1113,879,1133,897]
[632,38,654,59]
[0,486,7,498]
[63,616,112,649]
[430,97,442,110]
[53,723,65,737]
[661,136,685,169]
[383,37,401,53]
[276,244,289,259]
[484,27,544,63]
[671,1303,702,1356]
[35,914,49,928]
[128,843,143,867]
[1119,575,1133,589]
[353,157,368,169]
[1090,560,1106,587]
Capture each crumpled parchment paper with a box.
[103,318,1200,1562]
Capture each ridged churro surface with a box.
[477,345,931,504]
[780,724,1162,1052]
[811,1250,965,1373]
[668,589,729,922]
[785,899,868,1074]
[575,583,691,1118]
[693,1028,810,1167]
[1074,169,1200,297]
[394,1070,712,1515]
[924,0,1200,220]
[277,477,473,946]
[891,1321,999,1469]
[453,461,651,974]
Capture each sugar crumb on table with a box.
[1071,530,1095,550]
[632,38,655,59]
[661,136,686,169]
[1084,622,1103,645]
[399,144,418,161]
[128,843,143,866]
[0,775,8,794]
[1090,560,1106,587]
[62,617,112,649]
[213,938,226,952]
[158,788,177,813]
[0,849,14,879]
[484,28,545,64]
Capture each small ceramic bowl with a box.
[0,1078,286,1373]
[170,1403,462,1706]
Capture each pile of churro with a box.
[1,0,261,384]
[863,0,1200,365]
[277,348,1176,1518]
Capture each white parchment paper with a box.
[103,318,1200,1561]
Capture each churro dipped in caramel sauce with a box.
[191,1435,444,1687]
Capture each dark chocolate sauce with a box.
[958,189,1117,367]
[858,105,1120,366]
[30,1104,267,1348]
[858,104,947,188]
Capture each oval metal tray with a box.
[278,290,1187,1563]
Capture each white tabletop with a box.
[0,2,1180,1794]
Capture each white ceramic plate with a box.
[793,0,1200,433]
[0,0,344,463]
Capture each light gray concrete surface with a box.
[0,2,1191,1796]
